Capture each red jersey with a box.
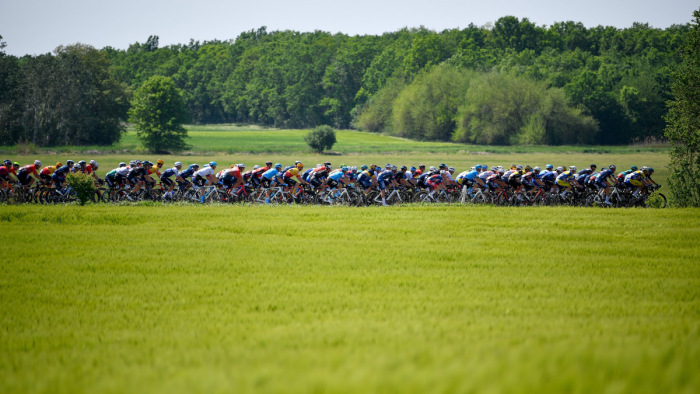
[20,165,39,176]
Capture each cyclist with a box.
[556,166,579,198]
[625,167,656,198]
[0,160,16,186]
[178,164,199,186]
[194,162,219,186]
[161,162,186,199]
[261,163,285,189]
[283,162,307,194]
[17,160,42,187]
[594,165,617,204]
[39,162,62,186]
[327,166,349,198]
[126,160,148,196]
[616,165,638,186]
[377,165,399,206]
[221,163,245,191]
[356,165,375,194]
[250,161,272,188]
[308,163,331,192]
[51,160,73,190]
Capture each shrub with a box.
[66,172,96,205]
[305,125,336,153]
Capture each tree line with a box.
[0,16,693,146]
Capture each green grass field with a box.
[1,205,699,393]
[1,124,670,156]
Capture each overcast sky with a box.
[1,0,698,57]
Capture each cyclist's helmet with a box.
[556,166,564,172]
[391,165,397,171]
[350,166,357,172]
[191,164,200,169]
[128,160,135,167]
[274,163,282,169]
[56,162,63,168]
[533,166,541,172]
[3,159,11,167]
[400,165,407,171]
[524,165,532,172]
[13,162,19,168]
[648,167,654,174]
[324,161,331,166]
[34,160,42,167]
[410,166,416,172]
[136,160,143,165]
[439,163,447,169]
[609,165,616,170]
[545,164,553,170]
[448,166,455,172]
[265,161,273,166]
[516,165,523,171]
[490,166,497,172]
[361,165,368,170]
[296,162,303,169]
[342,166,349,172]
[144,161,152,167]
[78,160,86,167]
[386,163,392,169]
[570,165,576,171]
[498,168,505,174]
[429,166,437,171]
[239,163,245,168]
[253,165,260,170]
[590,164,597,169]
[631,165,638,171]
[209,161,217,167]
[174,162,182,167]
[118,162,126,167]
[419,164,426,169]
[157,159,164,165]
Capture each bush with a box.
[305,125,337,153]
[66,172,96,205]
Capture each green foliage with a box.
[129,75,190,153]
[1,205,699,393]
[1,44,128,146]
[65,172,96,205]
[665,9,700,207]
[392,65,474,140]
[304,125,336,152]
[453,72,598,145]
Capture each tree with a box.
[305,125,336,152]
[129,75,190,153]
[664,9,700,206]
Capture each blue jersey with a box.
[262,168,282,180]
[162,167,179,178]
[377,170,395,182]
[179,168,196,180]
[596,169,614,183]
[329,170,345,181]
[54,165,71,177]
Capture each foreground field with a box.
[1,205,698,393]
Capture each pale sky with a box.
[1,0,698,57]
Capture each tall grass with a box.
[1,205,698,393]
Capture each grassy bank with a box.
[1,205,698,393]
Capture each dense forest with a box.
[0,16,692,146]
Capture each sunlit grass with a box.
[1,205,698,393]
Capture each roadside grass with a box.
[1,205,698,393]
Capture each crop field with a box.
[1,205,699,393]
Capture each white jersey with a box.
[195,167,214,178]
[116,166,130,176]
